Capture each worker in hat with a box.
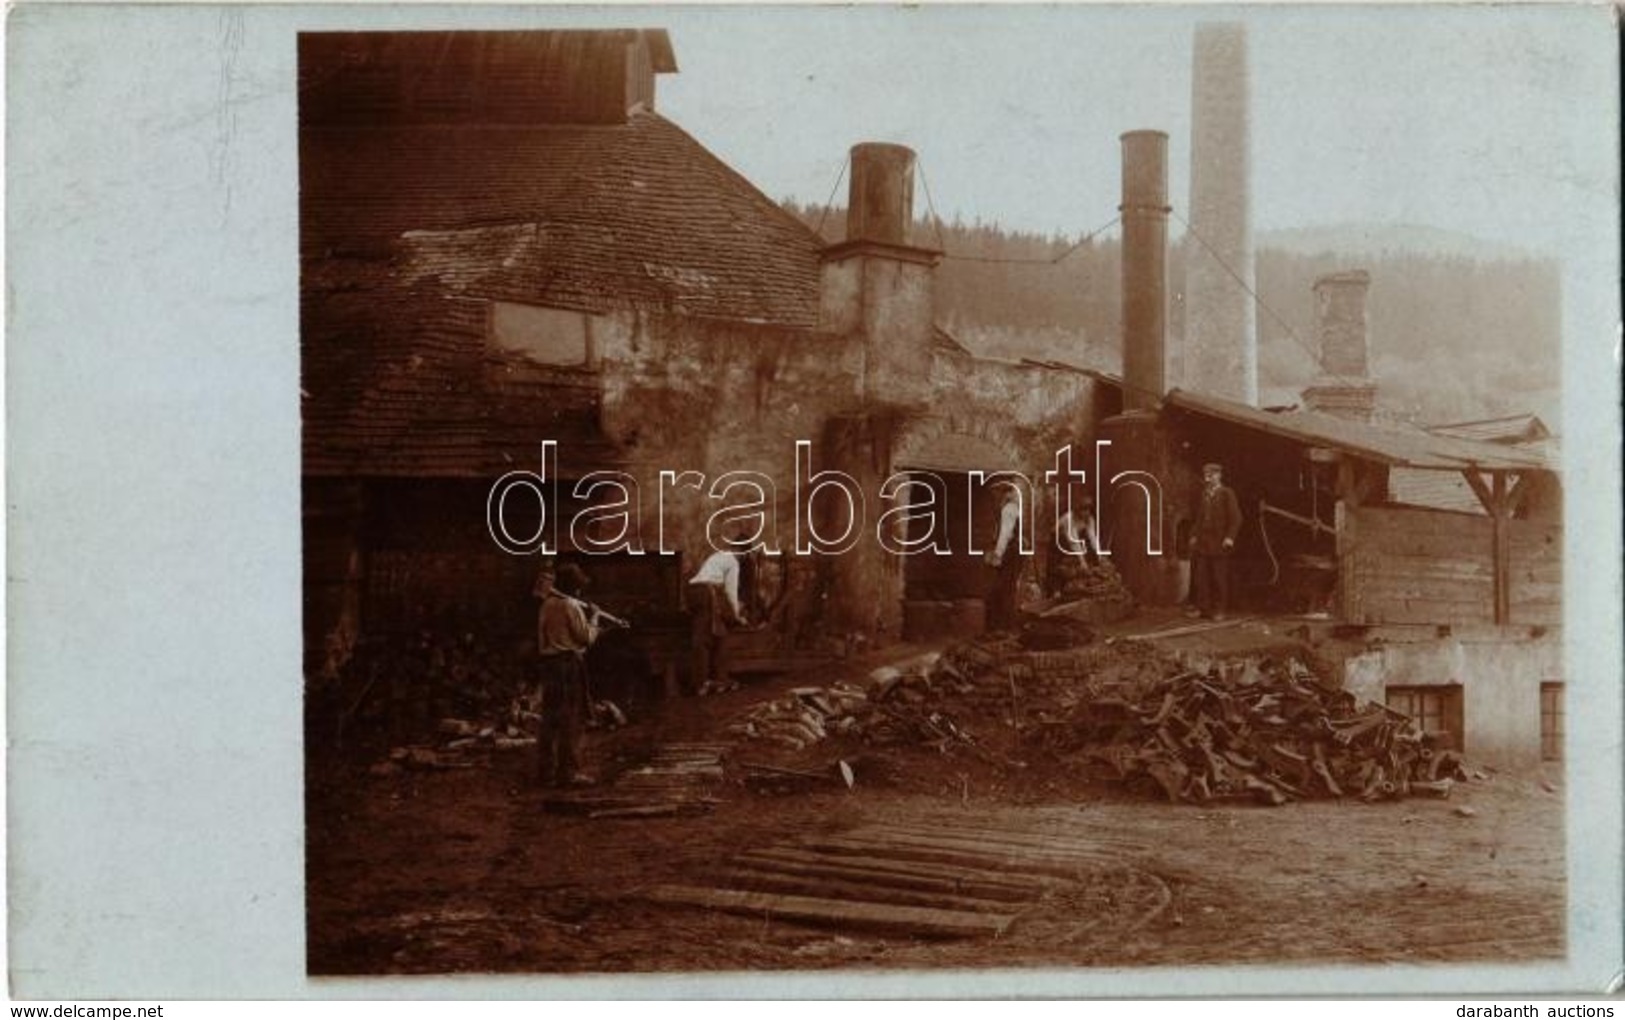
[534,562,602,786]
[1187,462,1242,620]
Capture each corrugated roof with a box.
[1162,388,1552,473]
[301,110,824,327]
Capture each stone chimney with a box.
[819,142,941,406]
[1301,270,1377,420]
[1183,22,1257,405]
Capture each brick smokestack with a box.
[1184,22,1257,405]
[1301,270,1377,420]
[1120,130,1170,412]
[846,142,916,245]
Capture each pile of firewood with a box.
[725,661,991,762]
[933,633,1464,805]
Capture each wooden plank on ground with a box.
[799,835,1089,881]
[843,826,1123,865]
[860,823,1148,859]
[734,849,1047,900]
[644,884,1015,939]
[587,802,713,820]
[724,867,1020,915]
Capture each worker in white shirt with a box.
[687,547,747,695]
[1050,491,1102,596]
[983,486,1027,632]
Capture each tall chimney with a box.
[1120,130,1170,412]
[1184,22,1257,405]
[1301,270,1377,420]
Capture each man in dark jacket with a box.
[1187,462,1243,620]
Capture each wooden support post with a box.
[1492,471,1511,626]
[1463,468,1514,626]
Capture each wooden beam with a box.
[724,868,1021,915]
[1492,471,1511,625]
[1506,472,1532,516]
[1337,460,1362,507]
[644,884,1016,939]
[1462,469,1495,515]
[733,849,1047,901]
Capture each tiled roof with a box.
[301,111,824,327]
[302,258,620,478]
[302,108,831,476]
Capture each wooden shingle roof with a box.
[301,111,824,327]
[302,105,831,476]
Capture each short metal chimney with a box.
[846,142,916,245]
[1120,130,1170,412]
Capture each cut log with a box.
[644,884,1016,939]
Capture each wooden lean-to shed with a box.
[1162,390,1560,628]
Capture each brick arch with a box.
[892,416,1023,475]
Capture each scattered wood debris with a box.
[644,822,1168,940]
[541,743,729,819]
[931,633,1469,805]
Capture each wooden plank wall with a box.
[1508,517,1562,626]
[1340,505,1560,626]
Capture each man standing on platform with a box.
[1187,462,1242,620]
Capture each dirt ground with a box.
[306,643,1566,976]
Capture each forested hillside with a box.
[784,200,1561,427]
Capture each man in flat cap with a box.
[1187,462,1242,620]
[534,561,602,786]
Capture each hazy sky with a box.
[621,4,1613,261]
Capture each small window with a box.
[490,302,594,367]
[1539,682,1564,761]
[1386,684,1464,751]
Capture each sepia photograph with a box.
[4,0,1619,1003]
[296,7,1599,980]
